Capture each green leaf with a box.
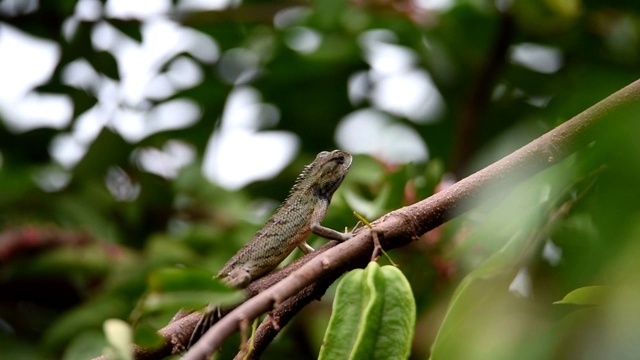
[133,323,165,348]
[142,268,244,314]
[554,285,609,305]
[429,239,521,360]
[90,51,120,80]
[61,330,107,360]
[142,290,243,314]
[103,319,133,360]
[319,264,366,359]
[107,19,143,43]
[147,267,228,292]
[319,262,415,360]
[42,296,130,353]
[344,187,390,220]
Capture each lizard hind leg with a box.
[188,305,223,349]
[298,242,315,254]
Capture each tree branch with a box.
[183,78,640,360]
[92,241,357,360]
[452,13,514,175]
[94,78,639,360]
[0,226,90,262]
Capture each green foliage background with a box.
[1,0,640,359]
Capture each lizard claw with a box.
[340,231,353,242]
[350,220,363,233]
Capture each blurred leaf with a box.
[89,51,120,80]
[8,244,113,279]
[344,186,390,221]
[0,166,37,208]
[429,236,524,359]
[133,323,164,348]
[145,235,199,266]
[61,330,107,360]
[554,285,609,305]
[417,158,445,200]
[147,267,227,292]
[430,165,574,359]
[103,319,133,360]
[142,290,243,315]
[511,0,581,35]
[42,296,131,353]
[108,19,143,43]
[142,268,243,314]
[0,335,42,359]
[73,129,133,180]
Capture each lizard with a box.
[188,149,353,346]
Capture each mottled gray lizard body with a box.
[217,149,353,288]
[187,150,353,347]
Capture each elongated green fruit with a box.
[319,262,416,360]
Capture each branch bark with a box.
[183,78,640,360]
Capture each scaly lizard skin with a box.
[187,150,353,346]
[218,149,353,287]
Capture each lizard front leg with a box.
[309,199,352,242]
[297,199,350,255]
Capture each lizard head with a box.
[310,150,352,199]
[290,150,352,200]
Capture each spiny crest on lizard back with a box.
[288,150,352,197]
